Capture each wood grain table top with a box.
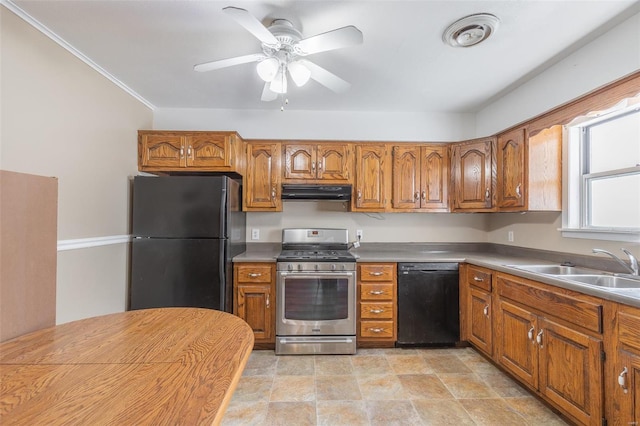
[0,307,254,425]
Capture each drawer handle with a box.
[483,305,489,316]
[369,308,385,314]
[527,326,535,340]
[180,146,185,158]
[248,273,262,278]
[368,327,385,333]
[473,276,484,282]
[618,367,628,394]
[369,272,383,276]
[536,330,544,346]
[369,290,385,295]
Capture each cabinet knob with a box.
[370,308,385,314]
[618,367,628,394]
[370,271,383,276]
[536,330,544,346]
[421,191,426,200]
[414,192,420,201]
[187,145,193,158]
[485,188,490,200]
[357,189,362,200]
[369,290,384,295]
[473,276,484,282]
[483,305,489,316]
[369,327,384,333]
[318,161,322,171]
[516,183,522,198]
[312,162,316,170]
[527,326,535,340]
[248,273,262,278]
[180,147,185,158]
[266,294,270,309]
[272,185,276,199]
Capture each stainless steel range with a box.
[276,228,357,355]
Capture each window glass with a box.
[588,111,640,173]
[588,173,640,229]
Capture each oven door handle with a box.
[278,272,355,279]
[278,338,355,344]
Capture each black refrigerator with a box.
[129,175,246,313]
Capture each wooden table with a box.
[0,307,254,425]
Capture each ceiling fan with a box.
[194,6,363,102]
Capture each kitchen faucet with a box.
[592,248,639,276]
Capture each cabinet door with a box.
[237,284,273,342]
[186,133,231,168]
[495,299,539,389]
[497,128,526,209]
[317,144,352,181]
[468,286,492,356]
[139,133,185,168]
[538,317,603,425]
[392,145,420,209]
[616,349,640,425]
[245,142,281,211]
[451,139,494,210]
[354,144,389,211]
[283,144,316,180]
[421,146,449,210]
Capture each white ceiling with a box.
[7,0,640,113]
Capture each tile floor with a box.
[222,347,569,425]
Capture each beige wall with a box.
[0,7,153,324]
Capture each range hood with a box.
[281,184,352,201]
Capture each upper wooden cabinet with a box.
[283,143,352,182]
[244,141,282,212]
[138,131,244,174]
[353,144,391,212]
[391,145,449,212]
[450,138,496,211]
[496,125,562,212]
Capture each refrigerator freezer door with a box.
[132,176,227,238]
[130,238,227,311]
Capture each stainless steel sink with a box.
[562,274,640,289]
[508,264,596,275]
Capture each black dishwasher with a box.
[397,263,460,347]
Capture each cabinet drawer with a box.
[497,273,602,334]
[360,302,394,319]
[360,283,395,301]
[235,265,273,284]
[359,264,395,282]
[360,321,395,338]
[467,265,492,292]
[619,308,640,351]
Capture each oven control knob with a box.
[297,264,303,271]
[314,264,319,271]
[341,264,346,271]
[331,264,337,271]
[287,264,293,271]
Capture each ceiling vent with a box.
[442,13,500,48]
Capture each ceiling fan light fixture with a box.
[270,67,288,94]
[256,57,279,82]
[443,13,500,48]
[287,61,311,87]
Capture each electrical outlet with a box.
[251,228,260,240]
[356,229,363,241]
[508,231,514,242]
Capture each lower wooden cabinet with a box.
[357,263,397,347]
[233,263,276,348]
[494,272,604,425]
[610,303,640,425]
[460,264,493,357]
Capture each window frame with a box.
[561,100,640,242]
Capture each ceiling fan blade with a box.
[261,82,278,102]
[223,6,279,46]
[295,26,363,55]
[194,53,265,72]
[298,60,351,93]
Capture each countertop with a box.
[0,308,254,425]
[233,242,640,308]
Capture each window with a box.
[563,97,640,242]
